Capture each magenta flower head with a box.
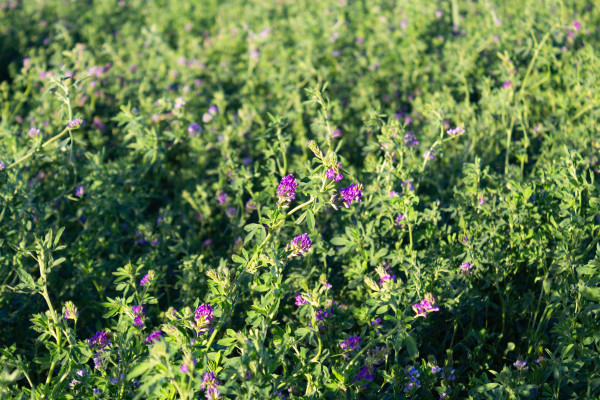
[180,358,197,374]
[67,118,85,129]
[188,123,202,137]
[295,294,308,306]
[286,233,311,258]
[395,214,406,227]
[88,331,111,351]
[63,301,78,320]
[145,331,163,344]
[132,305,146,327]
[276,174,298,207]
[423,150,435,160]
[206,388,221,400]
[338,183,363,208]
[412,293,440,318]
[217,190,228,205]
[139,271,154,286]
[404,132,419,148]
[194,303,214,334]
[503,81,513,89]
[28,127,40,137]
[325,168,343,182]
[340,336,362,351]
[201,371,219,391]
[446,126,465,135]
[513,359,528,371]
[572,20,580,32]
[460,262,473,275]
[75,185,85,197]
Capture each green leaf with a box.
[405,335,418,358]
[580,286,600,302]
[475,383,500,392]
[306,210,315,230]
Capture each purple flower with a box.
[208,105,219,115]
[423,150,435,160]
[503,81,513,89]
[478,196,485,205]
[217,190,228,205]
[340,336,362,351]
[28,127,40,137]
[389,190,398,197]
[206,388,221,400]
[93,355,106,370]
[331,129,342,139]
[295,295,308,306]
[338,184,363,208]
[460,262,473,275]
[325,169,343,182]
[286,233,311,258]
[132,305,146,327]
[226,207,237,218]
[145,331,163,344]
[93,388,101,395]
[188,123,202,137]
[379,274,395,285]
[133,315,144,327]
[0,161,5,170]
[412,294,440,318]
[139,273,151,286]
[395,215,406,227]
[446,126,465,135]
[75,186,85,197]
[202,113,213,123]
[180,358,197,374]
[64,301,78,320]
[201,371,219,391]
[572,20,581,31]
[354,365,374,383]
[513,359,528,371]
[371,318,381,326]
[87,331,111,350]
[276,174,299,206]
[401,180,414,192]
[195,304,214,334]
[404,132,419,148]
[67,118,85,129]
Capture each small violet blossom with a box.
[295,295,308,306]
[338,184,363,208]
[276,174,298,206]
[412,293,440,318]
[340,336,362,351]
[145,331,163,344]
[67,118,85,129]
[75,186,85,197]
[28,127,40,137]
[286,233,311,258]
[188,123,202,137]
[460,262,473,275]
[446,126,465,135]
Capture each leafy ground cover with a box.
[1,0,600,399]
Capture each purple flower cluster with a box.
[180,358,197,374]
[423,149,435,160]
[325,168,343,182]
[379,274,395,285]
[446,126,465,135]
[28,127,40,137]
[201,371,221,399]
[64,301,78,320]
[412,294,440,318]
[401,180,414,192]
[195,303,214,334]
[132,305,146,327]
[75,185,85,197]
[276,174,298,206]
[145,331,163,344]
[188,123,202,137]
[340,336,362,351]
[404,366,421,392]
[217,190,228,205]
[395,214,406,228]
[460,262,473,275]
[295,295,308,306]
[88,331,111,350]
[513,359,528,371]
[338,184,363,208]
[67,118,85,129]
[354,365,374,383]
[139,272,151,286]
[286,233,311,258]
[404,132,419,148]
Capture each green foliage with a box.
[1,0,600,399]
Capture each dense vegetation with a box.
[1,0,600,399]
